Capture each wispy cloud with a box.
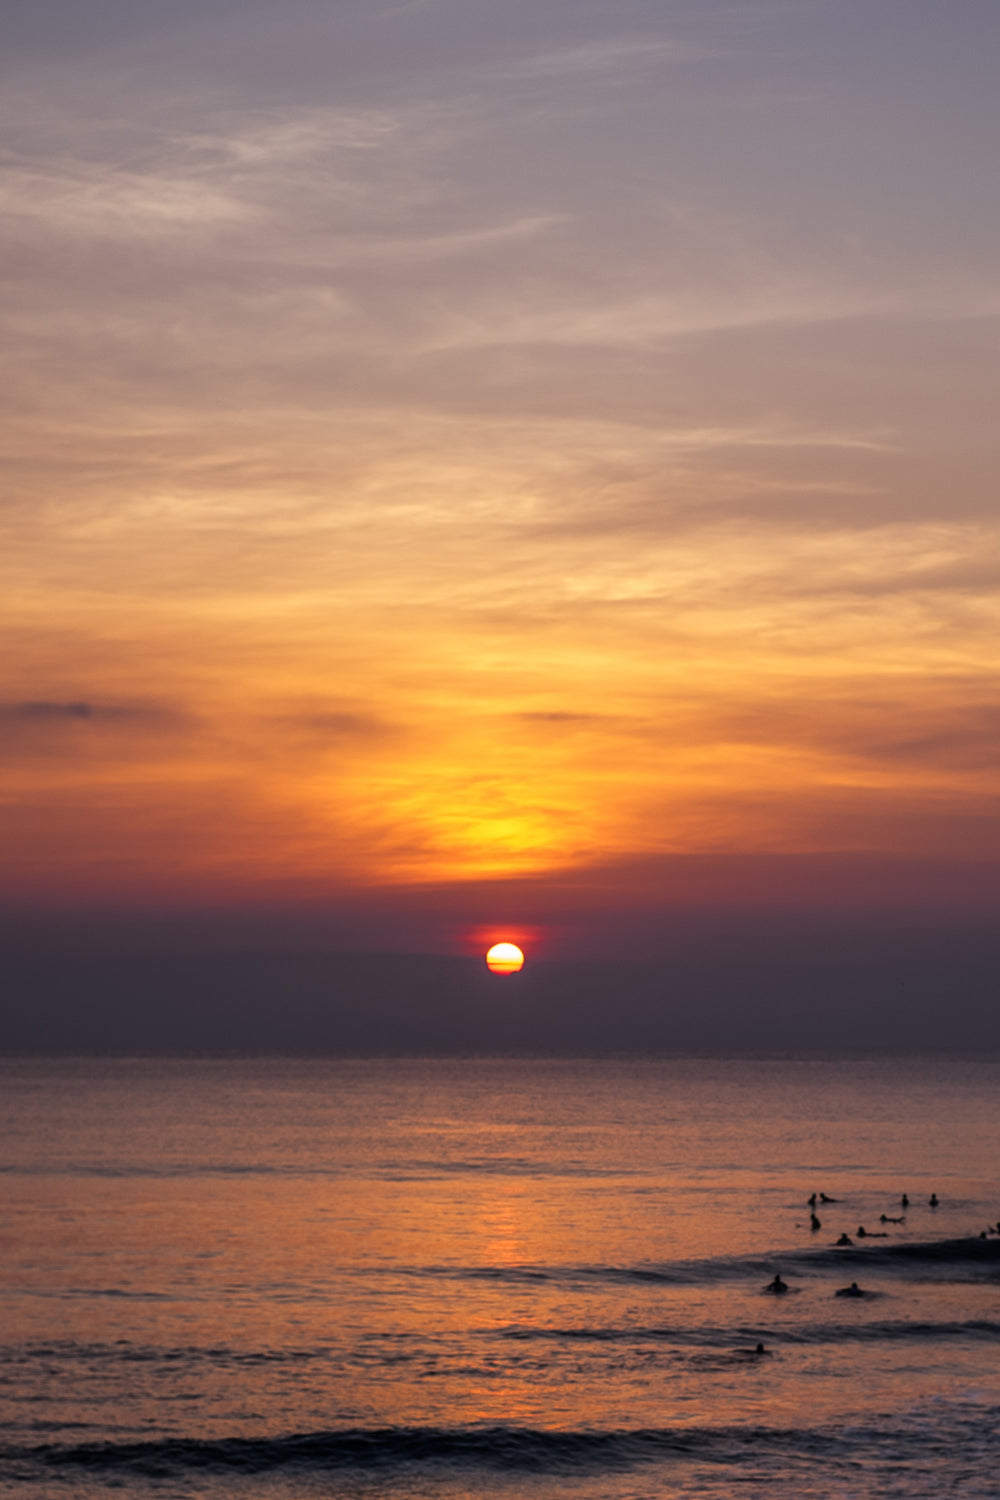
[0,157,252,237]
[499,34,713,80]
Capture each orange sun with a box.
[485,942,525,974]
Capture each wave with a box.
[810,1235,1000,1267]
[411,1235,1000,1289]
[4,1317,997,1382]
[9,1410,1000,1478]
[498,1318,1000,1346]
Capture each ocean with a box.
[1,1054,998,1498]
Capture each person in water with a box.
[765,1274,788,1294]
[929,1193,939,1207]
[835,1232,854,1246]
[835,1281,865,1298]
[810,1212,821,1231]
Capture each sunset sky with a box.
[3,0,999,975]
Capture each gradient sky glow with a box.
[3,0,1000,957]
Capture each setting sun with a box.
[485,942,525,974]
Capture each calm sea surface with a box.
[1,1055,998,1498]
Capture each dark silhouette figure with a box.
[835,1232,854,1246]
[765,1274,788,1294]
[880,1214,904,1224]
[819,1193,838,1203]
[901,1193,909,1207]
[929,1193,939,1207]
[835,1281,866,1298]
[808,1192,817,1207]
[810,1213,821,1231]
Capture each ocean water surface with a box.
[1,1054,998,1498]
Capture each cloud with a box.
[500,34,712,80]
[299,710,398,740]
[0,699,183,724]
[2,0,999,900]
[698,690,1000,785]
[1,159,252,239]
[0,700,192,757]
[8,700,95,720]
[517,711,611,724]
